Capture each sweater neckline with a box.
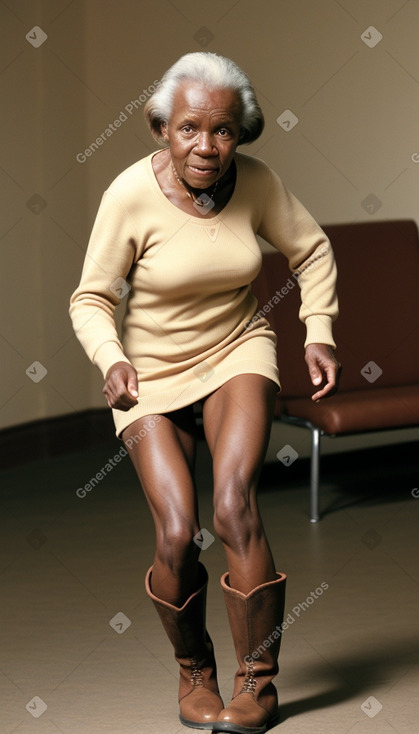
[148,150,242,223]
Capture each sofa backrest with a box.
[252,220,419,398]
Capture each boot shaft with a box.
[145,563,224,728]
[145,563,210,663]
[221,572,287,699]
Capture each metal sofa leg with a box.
[310,427,321,522]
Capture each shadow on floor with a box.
[277,635,419,724]
[259,441,418,518]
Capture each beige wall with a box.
[1,0,419,433]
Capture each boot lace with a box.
[190,656,204,688]
[241,659,256,693]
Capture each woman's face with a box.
[161,80,242,189]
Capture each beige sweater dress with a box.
[69,151,338,437]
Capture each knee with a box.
[155,517,200,572]
[213,475,261,549]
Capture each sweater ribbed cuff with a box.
[92,341,133,378]
[304,315,336,349]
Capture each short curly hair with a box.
[144,52,264,146]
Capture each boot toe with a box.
[180,688,224,728]
[213,692,278,733]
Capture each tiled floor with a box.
[1,436,418,734]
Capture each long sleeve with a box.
[257,168,338,348]
[69,190,141,377]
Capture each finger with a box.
[127,375,139,398]
[311,365,339,401]
[104,381,136,410]
[118,380,139,406]
[306,357,323,386]
[102,382,116,407]
[311,371,323,386]
[311,381,334,401]
[110,394,138,410]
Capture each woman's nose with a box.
[195,133,215,154]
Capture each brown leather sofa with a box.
[252,220,419,521]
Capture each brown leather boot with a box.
[145,563,224,729]
[213,571,287,734]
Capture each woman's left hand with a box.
[305,343,341,401]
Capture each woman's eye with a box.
[218,128,230,137]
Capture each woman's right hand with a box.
[103,362,139,410]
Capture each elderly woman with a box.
[70,52,339,733]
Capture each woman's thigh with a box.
[201,374,277,490]
[122,405,200,537]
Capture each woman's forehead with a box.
[171,80,242,119]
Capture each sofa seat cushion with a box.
[283,384,419,435]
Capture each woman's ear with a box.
[160,123,169,141]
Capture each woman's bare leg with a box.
[202,374,278,594]
[122,406,200,605]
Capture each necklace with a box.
[171,162,219,207]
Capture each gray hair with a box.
[144,52,264,145]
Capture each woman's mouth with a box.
[188,165,219,176]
